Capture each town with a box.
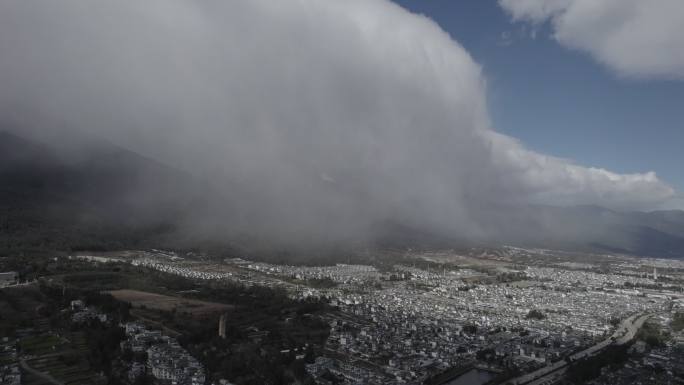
[3,248,679,384]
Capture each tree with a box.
[672,312,684,332]
[526,309,546,320]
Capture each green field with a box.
[19,334,64,355]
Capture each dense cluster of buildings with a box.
[121,322,206,385]
[131,258,234,281]
[70,299,109,324]
[84,250,684,385]
[246,262,378,284]
[234,261,676,384]
[0,338,20,385]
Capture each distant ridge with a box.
[1,130,683,259]
[0,130,195,253]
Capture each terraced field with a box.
[20,370,53,385]
[19,335,65,356]
[19,332,97,385]
[25,355,95,385]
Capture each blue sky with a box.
[392,0,684,193]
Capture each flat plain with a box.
[108,289,233,316]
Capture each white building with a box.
[0,272,18,287]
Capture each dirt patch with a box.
[108,289,233,317]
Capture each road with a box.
[506,313,653,385]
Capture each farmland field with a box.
[108,289,233,316]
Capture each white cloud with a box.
[484,132,675,210]
[0,0,677,244]
[499,0,684,79]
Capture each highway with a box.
[506,313,653,385]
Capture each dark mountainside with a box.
[0,130,198,253]
[1,131,684,259]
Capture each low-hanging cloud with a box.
[499,0,684,79]
[0,0,677,246]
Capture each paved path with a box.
[506,313,653,385]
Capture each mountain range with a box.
[1,130,683,259]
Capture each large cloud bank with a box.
[499,0,684,79]
[0,0,676,245]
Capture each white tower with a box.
[653,267,658,281]
[218,314,226,339]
